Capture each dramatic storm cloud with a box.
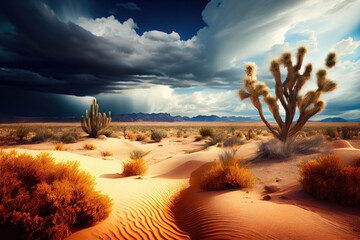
[0,0,359,119]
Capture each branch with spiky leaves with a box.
[238,47,337,142]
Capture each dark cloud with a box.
[117,2,141,11]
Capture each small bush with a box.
[60,131,80,143]
[0,150,112,239]
[223,137,245,147]
[299,154,360,206]
[101,151,113,157]
[135,134,146,141]
[14,126,30,141]
[199,127,214,138]
[150,130,166,143]
[32,128,54,143]
[246,129,255,140]
[200,149,255,191]
[130,150,146,160]
[84,143,96,150]
[122,158,148,176]
[257,136,327,159]
[54,142,65,151]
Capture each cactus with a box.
[238,47,337,142]
[81,98,111,138]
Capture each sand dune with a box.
[7,137,360,239]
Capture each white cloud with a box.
[333,37,360,56]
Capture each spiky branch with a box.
[81,98,111,138]
[238,47,337,142]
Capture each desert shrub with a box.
[246,129,255,140]
[102,130,113,138]
[60,131,80,143]
[340,127,356,140]
[14,126,30,141]
[54,142,65,151]
[200,149,255,191]
[323,128,339,139]
[256,136,327,159]
[122,158,148,176]
[150,130,166,142]
[101,151,113,157]
[130,150,146,160]
[235,131,245,139]
[32,128,54,143]
[199,127,214,138]
[135,134,146,141]
[0,150,112,239]
[84,143,96,150]
[299,154,360,206]
[223,137,245,147]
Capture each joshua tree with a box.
[81,98,111,138]
[238,47,337,142]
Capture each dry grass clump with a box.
[135,134,146,141]
[299,154,360,206]
[31,128,54,143]
[60,130,80,143]
[122,150,148,176]
[84,143,96,150]
[101,151,113,157]
[54,142,65,151]
[200,149,255,191]
[199,127,214,138]
[256,136,327,159]
[0,150,112,239]
[223,137,245,147]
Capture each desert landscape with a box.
[0,121,359,239]
[1,0,360,239]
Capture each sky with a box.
[0,0,359,120]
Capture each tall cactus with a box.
[238,47,337,142]
[81,98,111,138]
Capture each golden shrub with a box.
[83,143,96,150]
[0,150,112,239]
[299,154,360,205]
[122,158,148,177]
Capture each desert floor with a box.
[1,122,360,240]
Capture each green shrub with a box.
[200,149,255,191]
[299,154,360,206]
[199,127,214,137]
[0,150,112,239]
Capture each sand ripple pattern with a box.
[67,179,190,240]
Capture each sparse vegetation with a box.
[200,149,255,191]
[0,150,112,239]
[223,137,244,147]
[101,151,113,157]
[199,127,214,138]
[122,150,148,176]
[256,136,327,159]
[84,143,96,150]
[238,47,338,142]
[32,128,54,143]
[14,126,30,141]
[60,130,80,143]
[150,130,167,143]
[299,154,360,206]
[81,98,111,138]
[54,142,65,151]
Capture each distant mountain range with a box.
[0,113,358,123]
